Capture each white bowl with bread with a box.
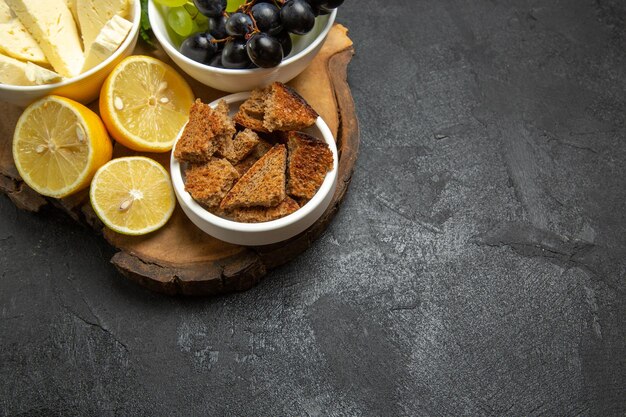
[148,0,336,93]
[0,0,141,107]
[170,83,338,246]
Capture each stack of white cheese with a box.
[0,0,133,86]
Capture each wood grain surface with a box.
[0,24,358,295]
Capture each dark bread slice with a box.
[286,131,333,200]
[220,144,287,210]
[227,129,260,163]
[251,138,273,158]
[213,99,236,137]
[213,99,237,159]
[227,197,300,223]
[174,99,236,164]
[184,158,240,208]
[233,87,268,132]
[257,129,289,145]
[263,82,318,132]
[173,99,218,163]
[214,134,234,160]
[233,138,272,176]
[233,82,318,133]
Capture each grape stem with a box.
[247,12,260,39]
[210,36,234,44]
[238,0,284,13]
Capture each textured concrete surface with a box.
[1,0,626,416]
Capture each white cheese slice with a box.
[0,53,31,85]
[0,53,61,85]
[0,0,48,65]
[82,15,131,72]
[77,0,129,56]
[6,0,84,77]
[25,61,62,84]
[65,0,79,30]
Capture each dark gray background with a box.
[1,0,625,415]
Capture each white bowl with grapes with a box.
[148,0,341,92]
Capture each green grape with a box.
[168,7,194,37]
[154,0,188,6]
[194,11,209,28]
[195,17,209,32]
[226,0,246,12]
[184,3,209,29]
[189,19,208,34]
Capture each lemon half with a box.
[99,55,194,153]
[13,95,112,198]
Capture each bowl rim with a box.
[149,0,337,75]
[0,0,141,92]
[170,91,339,233]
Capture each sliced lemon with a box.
[12,95,112,198]
[99,55,194,153]
[90,157,176,235]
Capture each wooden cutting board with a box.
[0,24,358,295]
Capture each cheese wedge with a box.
[0,0,48,65]
[25,61,62,84]
[78,0,129,56]
[0,53,61,85]
[5,0,84,77]
[0,53,31,85]
[65,0,79,29]
[82,15,132,72]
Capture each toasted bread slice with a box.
[286,131,333,200]
[215,134,234,160]
[228,197,300,223]
[233,138,272,176]
[220,144,287,210]
[264,82,318,131]
[213,100,237,159]
[234,82,318,133]
[174,100,218,163]
[184,158,240,208]
[174,99,236,164]
[213,99,236,137]
[232,87,267,132]
[214,99,229,116]
[227,128,260,163]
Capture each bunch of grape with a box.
[155,0,344,69]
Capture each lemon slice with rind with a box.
[90,157,175,235]
[12,95,112,198]
[99,55,194,153]
[89,156,176,235]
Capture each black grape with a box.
[247,33,283,68]
[317,6,331,15]
[320,0,343,8]
[225,12,253,37]
[180,32,218,64]
[304,0,322,15]
[178,0,345,70]
[193,0,226,18]
[275,30,292,57]
[207,53,224,68]
[207,15,228,39]
[280,0,315,35]
[222,39,252,68]
[250,3,282,35]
